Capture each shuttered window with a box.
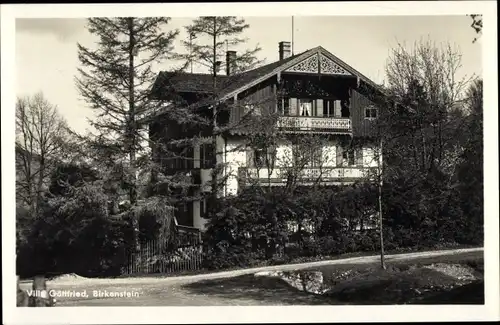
[289,98,298,116]
[200,143,215,169]
[337,143,363,167]
[277,97,290,116]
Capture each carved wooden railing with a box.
[277,116,352,133]
[238,166,377,185]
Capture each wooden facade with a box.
[144,44,385,229]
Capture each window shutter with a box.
[246,147,254,168]
[283,98,290,116]
[289,98,298,116]
[314,147,323,167]
[316,99,323,117]
[334,100,342,117]
[268,145,277,169]
[336,144,343,166]
[187,202,194,227]
[356,147,363,166]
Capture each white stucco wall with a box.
[322,142,337,167]
[193,143,200,168]
[275,141,293,167]
[192,198,208,230]
[362,145,380,167]
[224,138,247,196]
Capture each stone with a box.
[254,270,326,295]
[280,271,324,294]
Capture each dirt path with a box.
[47,247,483,286]
[19,247,482,306]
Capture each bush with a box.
[201,177,481,272]
[16,183,132,278]
[203,244,260,270]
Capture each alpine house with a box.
[140,41,385,230]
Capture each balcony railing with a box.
[238,166,377,186]
[277,116,352,133]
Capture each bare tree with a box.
[384,39,475,178]
[366,39,475,268]
[15,93,70,218]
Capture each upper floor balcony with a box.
[277,116,351,133]
[238,166,378,187]
[275,97,352,134]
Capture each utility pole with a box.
[378,136,386,270]
[211,17,218,209]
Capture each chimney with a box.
[226,50,237,76]
[279,41,291,61]
[215,60,222,74]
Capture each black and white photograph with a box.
[2,1,498,324]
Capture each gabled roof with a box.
[144,46,383,122]
[151,50,305,97]
[152,72,231,94]
[218,46,383,101]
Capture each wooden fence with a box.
[122,223,204,275]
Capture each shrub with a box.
[16,183,132,278]
[201,178,481,271]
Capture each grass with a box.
[303,249,483,285]
[181,250,484,305]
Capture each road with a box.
[18,247,482,306]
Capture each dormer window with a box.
[365,105,378,119]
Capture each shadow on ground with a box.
[182,261,485,305]
[181,274,338,305]
[410,281,484,304]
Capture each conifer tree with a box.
[76,17,180,260]
[182,16,263,206]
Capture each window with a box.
[200,198,212,219]
[200,143,215,169]
[323,99,342,117]
[338,144,363,167]
[342,148,356,166]
[365,105,378,119]
[161,145,194,170]
[253,146,276,169]
[175,202,193,227]
[278,97,290,116]
[293,143,322,167]
[299,99,313,116]
[310,147,323,167]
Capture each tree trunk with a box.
[34,156,46,218]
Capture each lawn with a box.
[182,251,484,305]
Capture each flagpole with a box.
[292,16,294,55]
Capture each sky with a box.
[15,15,482,135]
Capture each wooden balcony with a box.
[277,116,352,134]
[238,166,377,186]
